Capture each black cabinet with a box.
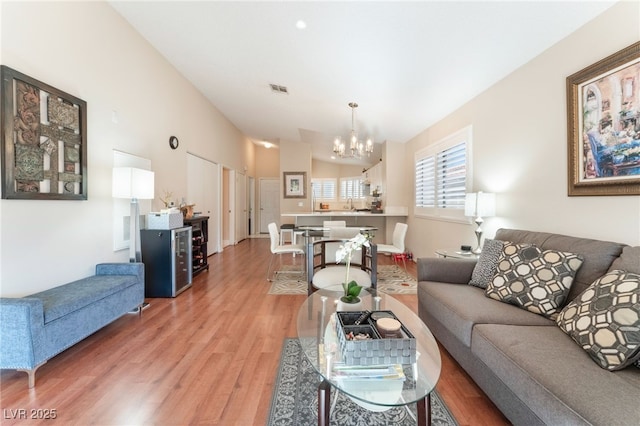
[140,227,193,297]
[183,216,210,276]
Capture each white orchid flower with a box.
[334,233,372,301]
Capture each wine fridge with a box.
[140,226,193,297]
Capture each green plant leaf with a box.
[346,280,362,298]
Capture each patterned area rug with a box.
[267,338,458,426]
[268,265,417,295]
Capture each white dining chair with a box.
[377,223,409,269]
[309,238,376,293]
[267,222,305,281]
[323,220,346,229]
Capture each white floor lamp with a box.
[112,167,155,262]
[464,191,496,254]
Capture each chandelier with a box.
[333,102,374,159]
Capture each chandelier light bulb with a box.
[332,102,374,159]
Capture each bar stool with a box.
[280,224,295,245]
[280,224,304,252]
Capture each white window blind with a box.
[415,126,471,221]
[311,178,337,200]
[340,177,365,200]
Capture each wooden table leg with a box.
[318,379,331,426]
[417,393,431,426]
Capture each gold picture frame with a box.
[566,41,640,196]
[283,171,306,198]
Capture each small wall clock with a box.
[169,136,179,150]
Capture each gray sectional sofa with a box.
[417,228,640,425]
[0,263,144,387]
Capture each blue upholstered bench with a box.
[0,263,144,388]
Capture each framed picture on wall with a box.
[283,171,306,198]
[567,41,640,196]
[1,65,88,200]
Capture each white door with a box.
[187,153,220,256]
[222,167,235,247]
[259,178,280,233]
[235,172,247,243]
[248,177,255,235]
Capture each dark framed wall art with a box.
[567,41,640,196]
[283,171,306,198]
[1,65,88,200]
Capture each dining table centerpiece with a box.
[335,232,371,310]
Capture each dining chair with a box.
[323,220,346,229]
[267,222,305,281]
[308,238,377,295]
[377,222,409,269]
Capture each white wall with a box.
[0,2,253,296]
[405,1,640,259]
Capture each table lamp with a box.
[464,191,496,254]
[112,167,155,262]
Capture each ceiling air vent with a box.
[269,83,288,94]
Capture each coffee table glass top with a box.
[296,289,441,409]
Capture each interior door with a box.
[235,172,247,243]
[187,153,219,256]
[259,178,280,233]
[248,177,255,235]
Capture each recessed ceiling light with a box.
[296,20,306,30]
[264,142,272,149]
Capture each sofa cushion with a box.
[494,228,625,303]
[609,246,640,274]
[485,242,583,319]
[472,324,640,425]
[469,238,504,289]
[556,270,640,371]
[417,281,553,347]
[29,275,139,323]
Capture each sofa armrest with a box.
[96,263,144,287]
[0,298,46,369]
[417,257,477,284]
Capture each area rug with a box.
[267,338,458,426]
[268,265,417,295]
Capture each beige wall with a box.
[254,144,280,229]
[404,1,640,260]
[279,140,312,215]
[255,145,280,178]
[0,2,252,296]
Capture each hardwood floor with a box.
[0,238,509,425]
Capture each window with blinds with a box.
[340,177,365,200]
[415,126,471,221]
[311,178,337,200]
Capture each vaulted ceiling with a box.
[110,1,615,166]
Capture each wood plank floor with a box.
[0,238,509,425]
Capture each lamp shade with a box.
[112,167,155,199]
[464,192,495,218]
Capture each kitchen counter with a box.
[281,210,408,242]
[281,211,404,217]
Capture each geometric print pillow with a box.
[485,242,584,320]
[469,238,505,289]
[556,270,640,371]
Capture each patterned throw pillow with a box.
[469,239,505,289]
[485,242,584,319]
[557,270,640,371]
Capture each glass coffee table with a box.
[296,288,441,425]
